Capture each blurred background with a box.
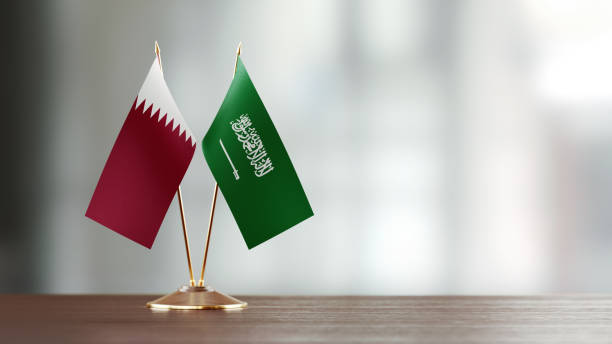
[3,0,612,294]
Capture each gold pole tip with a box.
[236,41,242,56]
[154,41,163,73]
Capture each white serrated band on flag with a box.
[136,57,196,146]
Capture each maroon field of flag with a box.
[86,54,196,248]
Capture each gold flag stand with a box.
[146,42,247,310]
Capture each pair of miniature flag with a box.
[85,45,312,249]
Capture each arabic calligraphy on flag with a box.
[230,114,274,178]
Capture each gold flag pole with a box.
[155,41,195,287]
[198,183,218,286]
[197,42,242,287]
[147,42,247,310]
[177,187,196,286]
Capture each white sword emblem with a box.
[219,139,239,180]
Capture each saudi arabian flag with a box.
[202,56,313,249]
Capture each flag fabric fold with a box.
[86,56,196,248]
[202,56,313,249]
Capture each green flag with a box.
[202,56,313,249]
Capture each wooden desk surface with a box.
[2,295,612,343]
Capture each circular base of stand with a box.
[146,285,247,310]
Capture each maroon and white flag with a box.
[86,54,196,248]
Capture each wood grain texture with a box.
[2,295,612,343]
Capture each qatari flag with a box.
[86,53,196,248]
